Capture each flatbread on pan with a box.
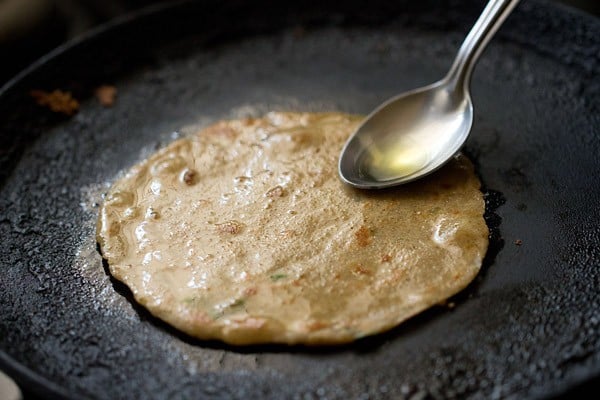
[97,112,488,345]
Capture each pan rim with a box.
[0,0,598,398]
[0,0,188,98]
[0,351,76,400]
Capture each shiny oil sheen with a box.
[354,90,469,182]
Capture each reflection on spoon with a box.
[339,0,521,189]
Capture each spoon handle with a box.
[446,0,520,91]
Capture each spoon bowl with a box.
[339,0,519,189]
[339,80,473,188]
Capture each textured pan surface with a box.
[0,0,599,399]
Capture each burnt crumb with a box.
[515,239,523,246]
[182,169,198,185]
[438,300,457,309]
[30,89,79,115]
[95,85,117,107]
[381,254,392,263]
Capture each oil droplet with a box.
[145,207,160,219]
[150,180,162,195]
[233,176,254,193]
[123,207,138,219]
[106,190,133,206]
[358,137,428,181]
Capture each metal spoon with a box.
[339,0,520,189]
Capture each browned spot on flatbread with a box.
[353,264,372,276]
[307,320,330,331]
[182,169,198,185]
[354,225,372,247]
[204,123,238,139]
[381,254,393,263]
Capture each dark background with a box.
[0,0,598,88]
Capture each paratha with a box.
[97,112,488,345]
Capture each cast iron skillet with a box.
[0,0,598,398]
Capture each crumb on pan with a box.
[30,89,79,115]
[95,85,117,107]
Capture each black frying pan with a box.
[1,0,599,398]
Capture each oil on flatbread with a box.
[97,112,488,345]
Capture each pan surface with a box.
[0,0,599,398]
